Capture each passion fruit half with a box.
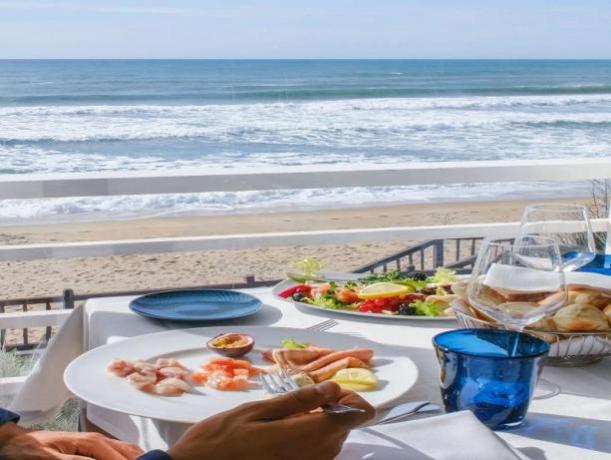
[207,333,255,358]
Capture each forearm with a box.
[0,422,27,452]
[0,408,25,452]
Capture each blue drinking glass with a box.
[432,328,549,430]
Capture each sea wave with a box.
[0,91,610,175]
[0,182,591,224]
[2,95,611,145]
[2,84,611,105]
[1,61,608,222]
[1,93,611,116]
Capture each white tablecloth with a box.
[16,287,611,458]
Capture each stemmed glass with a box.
[468,237,567,351]
[518,204,595,272]
[468,237,568,399]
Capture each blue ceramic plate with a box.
[129,289,262,321]
[576,253,611,276]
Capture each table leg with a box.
[79,407,118,439]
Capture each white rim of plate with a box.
[64,326,419,424]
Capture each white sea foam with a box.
[0,93,608,220]
[2,93,611,117]
[0,182,591,224]
[2,95,611,144]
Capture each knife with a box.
[374,401,441,426]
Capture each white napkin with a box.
[565,271,611,292]
[484,264,562,293]
[483,264,611,294]
[9,306,84,425]
[339,411,529,460]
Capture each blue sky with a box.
[1,0,610,59]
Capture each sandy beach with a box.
[0,197,588,300]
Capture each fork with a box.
[261,367,365,414]
[306,319,365,339]
[306,319,338,332]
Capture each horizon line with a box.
[2,57,611,61]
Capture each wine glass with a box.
[467,237,567,397]
[468,237,567,332]
[518,204,595,271]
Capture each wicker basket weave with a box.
[452,299,611,366]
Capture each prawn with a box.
[155,377,191,396]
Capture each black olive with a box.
[292,292,305,301]
[398,303,416,315]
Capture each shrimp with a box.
[336,288,359,304]
[217,377,249,391]
[155,358,186,369]
[131,360,157,374]
[196,357,263,391]
[107,357,193,397]
[191,369,209,385]
[126,371,156,392]
[154,378,191,396]
[106,359,135,377]
[206,370,231,390]
[232,368,250,387]
[310,283,331,298]
[157,366,190,380]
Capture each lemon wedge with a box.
[330,368,378,391]
[357,282,410,299]
[335,382,376,392]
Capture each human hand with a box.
[0,427,143,460]
[168,381,375,460]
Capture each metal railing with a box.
[354,237,485,274]
[0,276,281,351]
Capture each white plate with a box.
[273,280,456,322]
[64,326,418,424]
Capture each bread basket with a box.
[452,298,611,366]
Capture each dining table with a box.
[10,285,611,459]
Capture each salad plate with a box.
[129,289,262,322]
[272,278,459,322]
[64,326,418,424]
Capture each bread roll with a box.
[467,304,498,323]
[528,317,556,331]
[451,280,469,299]
[568,289,610,309]
[590,295,611,309]
[574,292,592,305]
[567,290,589,305]
[497,301,540,318]
[494,288,550,303]
[604,303,611,324]
[425,294,457,308]
[553,303,609,332]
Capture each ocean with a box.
[0,59,610,222]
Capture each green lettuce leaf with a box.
[427,267,457,285]
[281,338,308,349]
[293,257,324,277]
[409,300,444,317]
